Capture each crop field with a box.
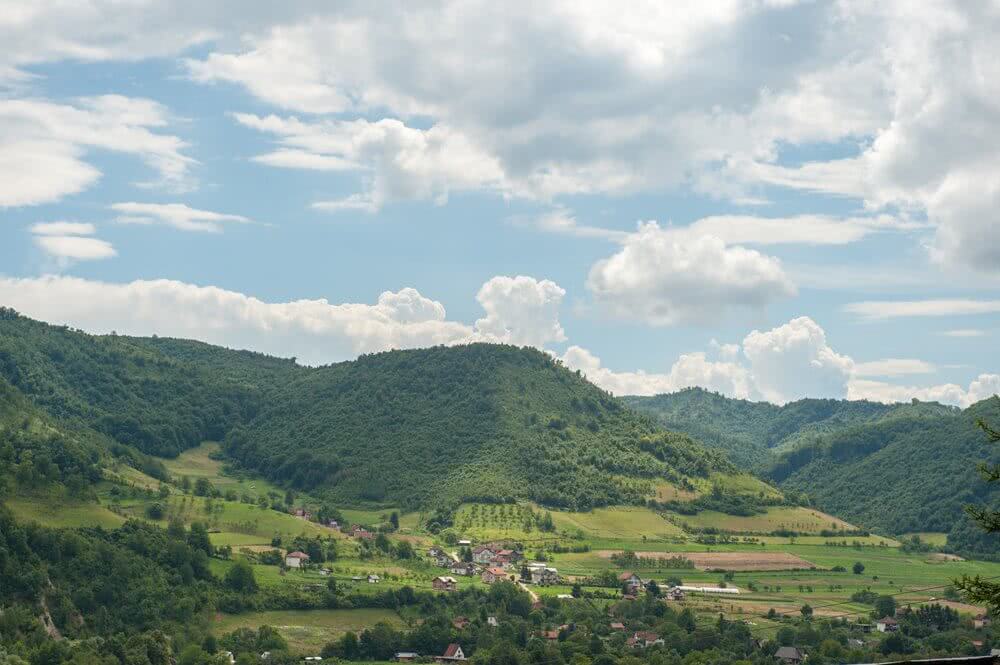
[667,506,854,533]
[550,506,686,540]
[593,550,818,571]
[211,609,404,652]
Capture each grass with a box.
[667,506,854,534]
[902,532,949,546]
[161,441,288,498]
[5,496,126,529]
[550,506,685,540]
[211,609,404,653]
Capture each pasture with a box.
[211,609,404,653]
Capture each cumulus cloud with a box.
[848,374,1000,409]
[234,113,504,211]
[560,345,752,398]
[0,96,193,207]
[852,358,936,378]
[29,221,116,266]
[111,202,250,232]
[586,222,795,325]
[0,274,568,367]
[473,276,566,347]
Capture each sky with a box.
[0,0,998,407]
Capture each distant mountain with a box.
[0,310,738,511]
[624,387,956,468]
[627,387,1000,556]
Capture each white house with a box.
[285,551,310,568]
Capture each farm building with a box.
[395,653,418,662]
[974,613,991,629]
[450,562,476,576]
[618,571,643,591]
[627,631,663,648]
[877,616,899,632]
[774,646,805,664]
[367,574,380,584]
[433,576,458,592]
[526,563,559,585]
[284,551,309,568]
[472,545,497,564]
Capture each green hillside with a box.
[225,344,736,510]
[624,387,956,468]
[769,398,1000,555]
[0,310,739,511]
[0,308,298,457]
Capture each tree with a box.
[224,559,258,593]
[389,511,399,530]
[853,561,865,575]
[958,401,1000,607]
[874,595,897,619]
[146,502,165,520]
[187,522,213,556]
[800,603,813,618]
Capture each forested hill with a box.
[224,344,735,510]
[624,387,956,468]
[0,309,737,510]
[0,308,299,457]
[769,397,1000,556]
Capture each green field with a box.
[667,506,854,534]
[211,609,405,652]
[161,441,289,498]
[5,496,126,529]
[550,506,685,539]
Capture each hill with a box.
[624,387,957,468]
[0,310,741,511]
[224,344,737,510]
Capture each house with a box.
[450,562,476,577]
[774,646,805,665]
[527,563,558,585]
[221,652,236,665]
[435,644,466,662]
[367,574,380,584]
[285,551,310,568]
[493,549,517,566]
[294,508,305,517]
[472,545,498,564]
[351,526,374,540]
[974,613,991,629]
[610,622,626,632]
[457,539,472,546]
[452,617,470,630]
[482,567,508,584]
[538,630,560,641]
[876,616,898,632]
[618,571,643,592]
[395,653,419,662]
[327,520,339,530]
[627,631,664,649]
[433,576,458,592]
[664,587,685,601]
[487,616,498,627]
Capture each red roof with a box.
[610,622,625,630]
[618,571,639,581]
[442,644,462,658]
[286,551,310,559]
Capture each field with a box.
[161,441,288,498]
[550,506,685,540]
[6,496,126,529]
[211,609,404,652]
[594,550,818,571]
[666,506,854,533]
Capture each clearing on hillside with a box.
[595,550,817,571]
[550,506,685,539]
[211,609,404,652]
[668,506,854,534]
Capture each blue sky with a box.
[1,1,998,406]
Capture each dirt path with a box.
[519,581,539,603]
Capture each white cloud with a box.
[560,345,752,398]
[586,222,795,325]
[852,358,936,378]
[683,214,919,246]
[29,219,116,266]
[743,316,855,403]
[30,221,96,236]
[844,299,1000,320]
[473,276,566,347]
[848,374,1000,409]
[234,113,504,211]
[0,96,194,207]
[111,202,250,232]
[941,329,987,338]
[0,274,568,367]
[515,208,627,241]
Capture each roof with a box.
[610,622,625,629]
[395,653,419,658]
[775,646,804,659]
[442,644,463,658]
[878,616,898,624]
[634,631,659,641]
[486,567,506,575]
[286,551,310,559]
[435,576,457,583]
[618,571,639,581]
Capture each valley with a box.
[2,311,1000,664]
